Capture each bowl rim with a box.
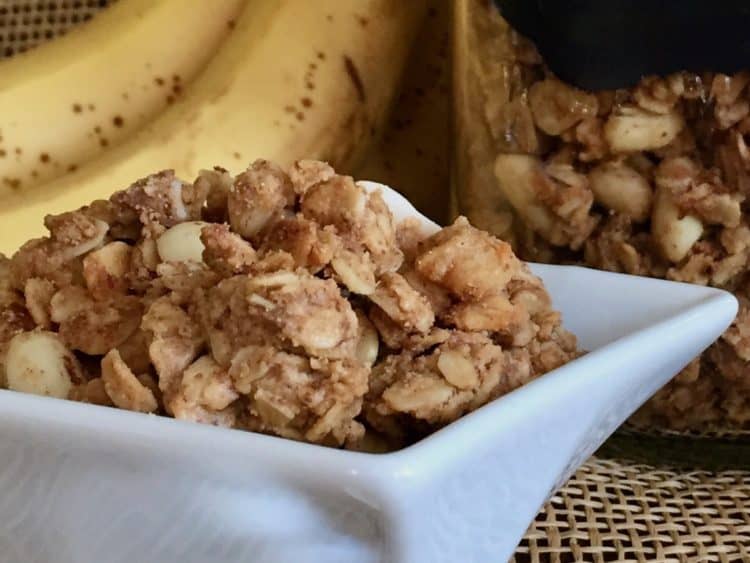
[0,281,735,485]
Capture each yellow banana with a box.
[1,0,427,255]
[0,0,245,192]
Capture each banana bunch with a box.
[0,0,427,255]
[0,0,246,190]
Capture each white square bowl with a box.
[0,184,738,563]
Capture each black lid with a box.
[496,0,750,90]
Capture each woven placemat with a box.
[3,1,750,560]
[0,0,108,57]
[513,457,750,562]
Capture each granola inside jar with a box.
[454,0,750,430]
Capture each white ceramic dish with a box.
[0,183,738,563]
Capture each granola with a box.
[460,4,750,430]
[0,159,577,449]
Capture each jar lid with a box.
[496,0,750,90]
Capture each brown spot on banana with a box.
[2,177,21,190]
[343,56,366,102]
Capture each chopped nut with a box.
[603,106,684,152]
[5,331,82,399]
[437,349,479,389]
[588,162,652,221]
[101,349,158,413]
[354,311,379,367]
[23,278,55,328]
[528,77,598,135]
[156,221,209,263]
[83,241,132,297]
[652,187,704,263]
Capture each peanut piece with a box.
[83,241,132,295]
[437,349,478,389]
[5,331,81,399]
[355,312,379,367]
[493,154,561,243]
[588,162,653,221]
[603,106,684,152]
[156,221,209,263]
[652,187,704,262]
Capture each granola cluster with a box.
[0,159,577,449]
[465,6,750,430]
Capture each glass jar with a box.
[453,0,750,433]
